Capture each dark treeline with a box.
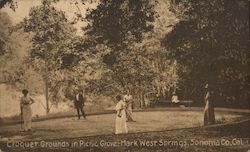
[164,0,249,107]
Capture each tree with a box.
[0,12,26,86]
[20,0,77,113]
[163,0,249,106]
[84,0,184,108]
[84,0,156,66]
[82,0,158,107]
[0,0,16,11]
[0,12,11,56]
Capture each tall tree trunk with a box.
[45,77,49,114]
[44,58,50,115]
[44,43,53,115]
[139,89,145,109]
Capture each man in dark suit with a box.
[74,89,86,119]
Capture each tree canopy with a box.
[1,0,248,109]
[84,0,157,66]
[164,0,249,105]
[83,0,180,107]
[0,0,16,11]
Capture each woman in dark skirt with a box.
[203,83,215,125]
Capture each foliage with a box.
[18,0,80,111]
[21,0,76,70]
[85,0,157,66]
[84,0,182,107]
[0,12,30,87]
[164,0,249,104]
[0,0,17,11]
[0,12,11,56]
[18,0,109,108]
[84,0,155,104]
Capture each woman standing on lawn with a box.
[203,83,215,125]
[20,89,35,131]
[115,95,128,134]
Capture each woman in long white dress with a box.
[20,89,34,131]
[115,95,128,134]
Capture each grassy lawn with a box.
[0,110,249,152]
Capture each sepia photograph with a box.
[0,0,249,151]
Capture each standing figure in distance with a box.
[115,95,128,134]
[124,90,136,122]
[203,83,215,125]
[74,89,86,120]
[20,89,35,132]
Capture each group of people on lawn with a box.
[19,89,137,134]
[73,89,136,134]
[19,83,215,134]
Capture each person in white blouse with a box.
[20,89,35,132]
[115,95,128,134]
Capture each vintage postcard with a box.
[0,0,249,151]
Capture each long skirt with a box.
[115,115,128,134]
[22,105,32,131]
[204,101,215,125]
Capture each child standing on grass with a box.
[115,95,128,134]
